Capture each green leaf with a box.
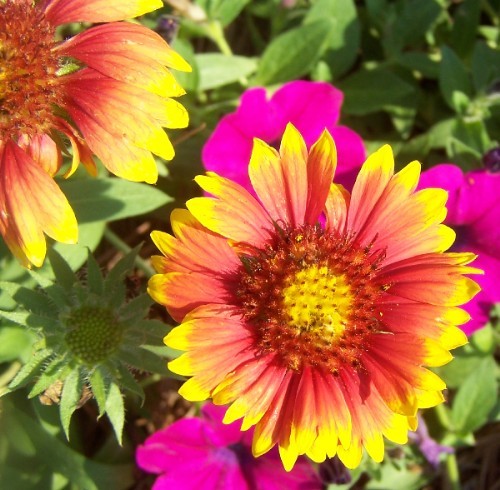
[59,369,83,440]
[50,220,106,274]
[196,53,257,90]
[397,52,439,79]
[451,356,497,435]
[59,178,172,223]
[171,37,199,93]
[86,250,104,295]
[89,368,108,417]
[118,345,169,375]
[116,365,145,402]
[119,293,152,322]
[28,358,70,399]
[8,349,52,391]
[105,382,125,445]
[338,67,415,115]
[204,0,250,25]
[450,0,481,58]
[47,248,77,289]
[0,281,54,314]
[0,325,35,363]
[254,19,334,85]
[439,46,473,112]
[305,0,360,78]
[472,41,500,93]
[2,394,133,490]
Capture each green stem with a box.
[104,228,155,277]
[434,402,451,430]
[445,453,461,490]
[0,361,21,396]
[204,21,248,86]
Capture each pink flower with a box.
[419,165,499,335]
[202,81,366,192]
[136,403,321,490]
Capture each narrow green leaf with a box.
[451,357,497,434]
[135,319,171,345]
[119,293,152,322]
[28,358,70,398]
[89,368,108,417]
[439,46,473,112]
[60,369,83,440]
[8,349,52,390]
[105,383,125,445]
[254,19,334,85]
[47,248,77,289]
[471,41,500,93]
[103,246,141,292]
[116,365,145,402]
[118,346,169,375]
[0,281,54,315]
[86,249,104,295]
[59,178,172,223]
[0,310,53,330]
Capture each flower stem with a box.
[104,228,155,277]
[445,453,461,490]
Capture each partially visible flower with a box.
[409,415,453,468]
[0,0,190,267]
[0,248,167,441]
[149,124,480,470]
[419,165,499,334]
[202,81,365,191]
[136,403,321,490]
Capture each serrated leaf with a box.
[135,319,171,344]
[28,358,70,398]
[196,53,257,90]
[86,250,104,295]
[439,46,473,112]
[338,67,415,115]
[254,19,334,85]
[0,281,54,315]
[0,310,54,330]
[105,383,125,445]
[47,248,77,289]
[118,345,169,375]
[116,365,144,402]
[451,356,497,434]
[59,178,172,223]
[60,369,84,440]
[304,0,360,78]
[103,246,141,292]
[89,368,108,417]
[119,293,152,322]
[8,348,52,390]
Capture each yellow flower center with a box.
[0,0,60,140]
[237,225,389,373]
[282,265,350,340]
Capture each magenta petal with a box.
[136,418,211,473]
[253,451,321,490]
[457,248,500,335]
[269,81,343,146]
[152,449,248,490]
[202,403,243,447]
[330,125,366,189]
[418,164,464,223]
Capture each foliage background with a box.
[0,0,499,489]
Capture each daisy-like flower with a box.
[0,0,190,267]
[136,403,321,489]
[148,124,481,470]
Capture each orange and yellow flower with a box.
[148,124,481,471]
[0,0,190,267]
